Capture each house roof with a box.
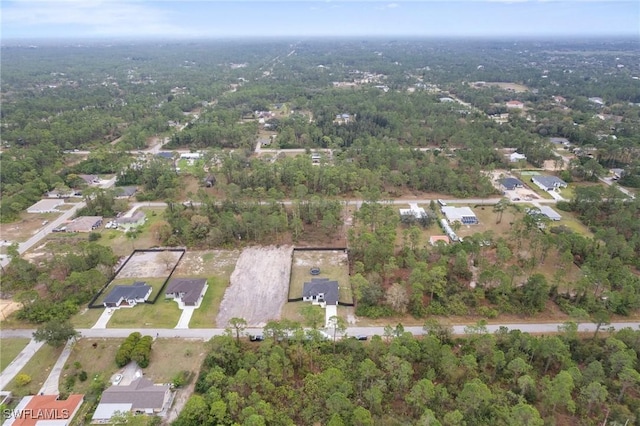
[399,203,427,218]
[27,199,64,212]
[91,403,132,421]
[104,282,150,305]
[11,394,84,426]
[441,206,477,222]
[532,175,567,188]
[549,137,570,145]
[115,186,138,197]
[539,206,562,220]
[429,235,450,245]
[500,177,524,189]
[303,278,339,306]
[117,211,146,224]
[156,151,174,159]
[78,174,99,184]
[66,216,102,232]
[97,378,169,412]
[165,278,207,305]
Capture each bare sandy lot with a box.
[216,245,293,327]
[115,250,182,278]
[0,300,21,322]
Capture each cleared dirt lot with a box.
[216,245,293,327]
[115,250,182,278]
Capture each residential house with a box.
[399,203,427,220]
[27,199,65,213]
[115,186,138,199]
[6,394,84,426]
[78,174,100,185]
[500,177,525,191]
[441,206,479,225]
[303,278,339,308]
[506,100,524,109]
[538,206,562,221]
[165,278,207,307]
[65,216,103,233]
[156,152,175,160]
[179,152,202,160]
[311,153,322,164]
[46,189,73,199]
[303,278,340,327]
[531,175,567,191]
[439,97,455,103]
[103,282,152,308]
[611,168,625,180]
[588,97,604,106]
[334,113,353,125]
[116,211,146,231]
[509,152,527,163]
[91,378,170,423]
[429,235,450,246]
[549,137,571,146]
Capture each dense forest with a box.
[173,328,640,426]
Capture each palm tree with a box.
[493,197,511,224]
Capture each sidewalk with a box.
[0,339,44,390]
[38,340,74,395]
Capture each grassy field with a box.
[60,338,123,395]
[107,300,181,328]
[5,344,64,398]
[70,307,105,329]
[0,338,30,372]
[189,277,228,328]
[289,250,352,304]
[143,339,207,383]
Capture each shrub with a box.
[15,374,31,387]
[78,370,88,382]
[88,232,101,241]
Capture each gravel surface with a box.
[216,245,293,327]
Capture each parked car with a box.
[249,335,264,342]
[356,335,368,341]
[112,374,123,385]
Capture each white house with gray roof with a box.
[91,378,170,423]
[531,175,567,191]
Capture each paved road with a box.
[2,322,638,340]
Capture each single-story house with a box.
[91,378,170,423]
[303,278,339,308]
[179,152,202,160]
[311,153,322,164]
[509,152,527,162]
[549,137,570,146]
[27,199,64,213]
[116,211,146,231]
[588,97,604,106]
[429,235,451,246]
[156,152,174,160]
[46,190,73,199]
[611,168,625,180]
[165,278,207,307]
[506,100,524,109]
[115,186,138,198]
[399,203,427,220]
[441,206,479,225]
[439,97,455,103]
[531,175,567,191]
[538,206,562,221]
[65,216,103,233]
[203,175,216,187]
[500,177,525,191]
[103,282,152,308]
[6,394,84,426]
[78,174,100,185]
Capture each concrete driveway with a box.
[175,307,195,329]
[38,340,74,395]
[92,308,113,329]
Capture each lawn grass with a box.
[98,207,166,256]
[60,338,123,395]
[190,276,228,328]
[5,344,64,398]
[0,338,30,373]
[107,300,181,328]
[289,250,351,304]
[70,307,105,329]
[143,339,207,383]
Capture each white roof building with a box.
[441,206,479,225]
[27,199,64,213]
[399,203,427,219]
[539,206,562,221]
[509,152,527,162]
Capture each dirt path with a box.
[216,246,293,327]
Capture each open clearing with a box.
[173,250,240,277]
[289,250,352,303]
[60,338,124,395]
[114,250,182,278]
[0,338,30,373]
[216,245,292,327]
[5,344,64,398]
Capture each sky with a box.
[1,0,639,41]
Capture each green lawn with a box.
[0,338,30,373]
[190,277,228,328]
[60,338,123,395]
[290,251,352,304]
[70,307,105,329]
[107,299,181,328]
[5,344,64,398]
